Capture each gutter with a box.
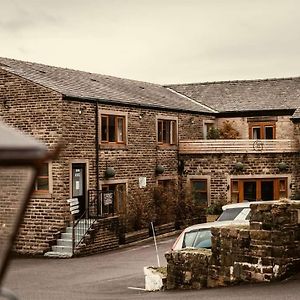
[62,95,216,116]
[217,109,296,118]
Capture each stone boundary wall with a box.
[166,200,300,289]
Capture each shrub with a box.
[153,184,178,225]
[206,201,226,215]
[126,188,155,231]
[206,127,220,139]
[219,120,240,139]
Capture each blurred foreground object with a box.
[0,121,57,299]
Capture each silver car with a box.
[171,202,252,251]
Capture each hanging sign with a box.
[103,193,113,206]
[67,198,79,215]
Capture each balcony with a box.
[179,139,300,154]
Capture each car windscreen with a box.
[218,207,243,221]
[182,229,212,249]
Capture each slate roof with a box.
[0,57,213,114]
[292,107,300,119]
[167,78,300,114]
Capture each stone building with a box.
[168,79,300,206]
[0,57,213,255]
[0,57,300,255]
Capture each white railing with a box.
[179,139,300,154]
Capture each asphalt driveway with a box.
[1,235,300,300]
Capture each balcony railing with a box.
[179,139,300,154]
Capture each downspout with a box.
[95,102,100,192]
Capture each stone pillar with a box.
[165,249,211,290]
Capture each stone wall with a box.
[216,116,295,139]
[74,216,119,256]
[62,99,209,233]
[181,152,300,205]
[165,200,300,290]
[0,69,67,255]
[166,249,211,289]
[0,68,209,254]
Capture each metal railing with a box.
[72,190,114,254]
[87,190,115,218]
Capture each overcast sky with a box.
[0,0,299,84]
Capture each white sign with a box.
[75,181,80,190]
[67,198,79,206]
[70,206,79,213]
[67,198,79,215]
[103,193,113,206]
[139,177,147,188]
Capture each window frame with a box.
[33,162,53,196]
[100,179,128,214]
[187,175,211,206]
[190,179,208,204]
[157,177,177,189]
[157,116,178,146]
[249,122,276,139]
[100,110,128,148]
[203,120,215,139]
[230,177,288,202]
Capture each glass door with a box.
[261,181,274,201]
[243,181,257,202]
[72,163,86,217]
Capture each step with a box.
[44,251,73,258]
[61,232,72,239]
[66,227,89,234]
[52,245,72,254]
[57,239,73,247]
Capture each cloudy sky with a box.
[0,0,299,84]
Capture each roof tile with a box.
[167,78,300,113]
[0,57,212,114]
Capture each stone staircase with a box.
[44,216,119,258]
[44,220,88,258]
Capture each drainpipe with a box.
[95,102,100,192]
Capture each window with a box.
[218,208,244,221]
[203,122,214,139]
[101,114,126,144]
[34,163,49,193]
[191,179,208,204]
[183,229,212,249]
[249,122,276,139]
[230,178,287,202]
[157,119,177,145]
[102,183,126,213]
[157,179,176,189]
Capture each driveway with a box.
[2,235,300,300]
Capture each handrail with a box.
[71,190,114,255]
[72,211,96,254]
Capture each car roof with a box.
[182,220,249,233]
[222,200,279,211]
